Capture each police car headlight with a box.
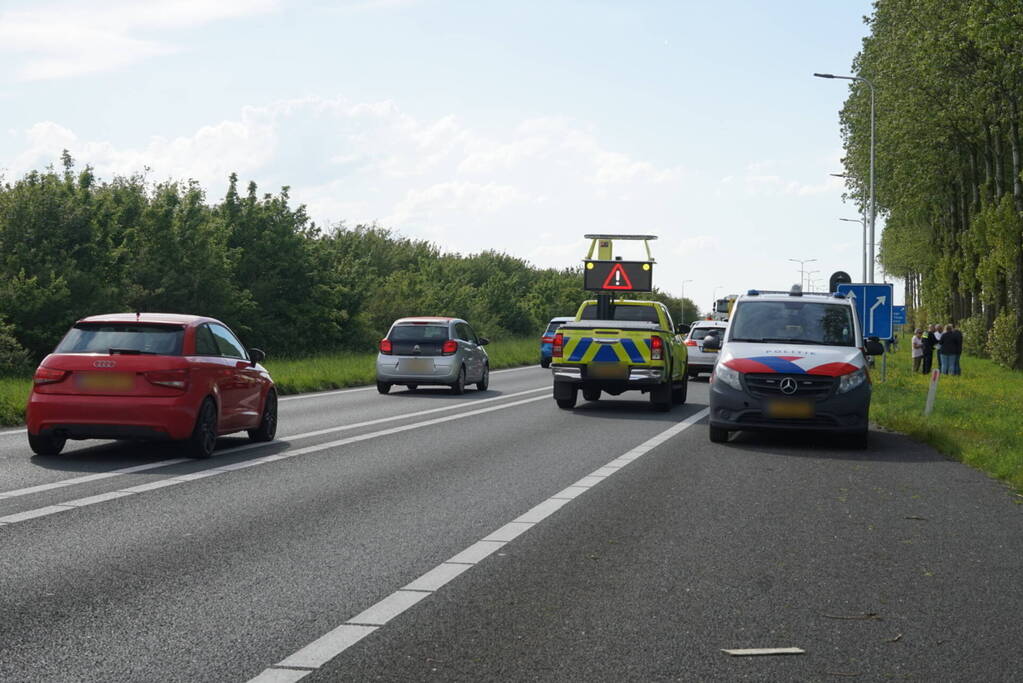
[836,367,867,394]
[714,363,742,391]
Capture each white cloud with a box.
[5,96,696,264]
[718,161,844,198]
[0,0,281,81]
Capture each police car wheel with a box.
[582,387,600,402]
[852,428,869,450]
[709,426,730,443]
[556,397,576,410]
[540,358,551,368]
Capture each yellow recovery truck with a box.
[550,235,689,411]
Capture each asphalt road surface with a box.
[2,366,1021,682]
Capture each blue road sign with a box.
[837,283,895,340]
[892,305,906,325]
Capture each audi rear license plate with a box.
[399,358,433,373]
[76,372,134,391]
[765,399,815,419]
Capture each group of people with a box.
[911,323,964,375]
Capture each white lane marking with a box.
[277,364,540,402]
[0,394,551,527]
[0,459,191,501]
[0,387,548,502]
[347,590,430,626]
[276,625,377,670]
[250,407,710,682]
[248,668,311,683]
[402,563,472,592]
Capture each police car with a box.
[703,286,884,448]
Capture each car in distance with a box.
[705,287,884,448]
[376,317,490,394]
[539,316,574,368]
[25,313,277,459]
[684,320,728,378]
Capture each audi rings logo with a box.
[779,377,798,395]
[93,360,117,368]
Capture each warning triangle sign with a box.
[602,263,633,290]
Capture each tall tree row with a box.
[0,155,696,372]
[840,0,1023,368]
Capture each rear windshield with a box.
[545,321,569,335]
[389,324,450,341]
[55,323,185,355]
[729,301,855,346]
[579,304,659,323]
[691,327,725,341]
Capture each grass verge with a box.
[0,337,542,426]
[871,344,1023,492]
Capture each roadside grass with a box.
[266,336,538,394]
[871,345,1023,492]
[0,337,541,426]
[0,376,31,426]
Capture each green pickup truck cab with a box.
[550,299,689,411]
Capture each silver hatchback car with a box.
[376,317,490,394]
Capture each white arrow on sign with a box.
[869,295,886,332]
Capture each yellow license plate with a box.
[765,400,815,419]
[587,363,627,380]
[400,358,433,373]
[77,372,134,391]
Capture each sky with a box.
[0,0,888,315]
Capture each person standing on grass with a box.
[911,328,924,372]
[943,323,964,375]
[921,324,936,374]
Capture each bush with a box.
[0,320,30,375]
[986,310,1020,369]
[958,314,989,358]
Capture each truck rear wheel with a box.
[650,383,672,412]
[554,381,577,409]
[672,375,688,404]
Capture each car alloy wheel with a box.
[248,390,277,442]
[187,398,218,459]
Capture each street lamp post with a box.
[788,258,817,290]
[839,217,867,281]
[815,72,876,283]
[804,269,820,291]
[681,279,693,323]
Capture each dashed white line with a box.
[0,394,551,527]
[0,387,548,503]
[250,407,710,682]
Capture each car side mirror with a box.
[864,339,884,356]
[249,348,266,365]
[478,337,490,346]
[703,335,722,350]
[676,323,691,335]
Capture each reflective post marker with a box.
[923,368,940,416]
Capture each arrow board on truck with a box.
[583,260,653,292]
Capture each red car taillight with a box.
[685,340,697,346]
[442,340,458,355]
[379,338,393,354]
[541,336,554,344]
[33,366,69,385]
[144,369,189,390]
[650,336,663,360]
[552,333,564,358]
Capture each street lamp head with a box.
[813,72,836,79]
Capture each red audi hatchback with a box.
[25,313,277,458]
